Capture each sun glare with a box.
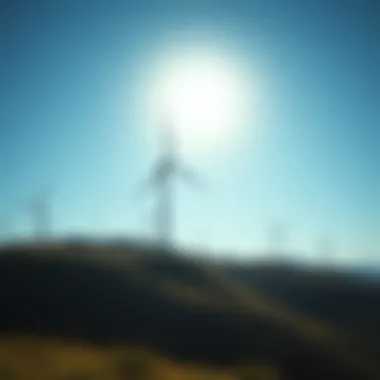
[153,52,249,155]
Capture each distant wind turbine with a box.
[29,187,54,241]
[136,117,204,250]
[0,213,13,243]
[266,220,288,261]
[316,234,335,267]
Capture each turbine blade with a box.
[132,158,173,199]
[178,164,206,190]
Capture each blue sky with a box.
[0,0,378,265]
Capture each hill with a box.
[0,242,379,380]
[222,262,380,356]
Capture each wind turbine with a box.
[316,234,335,267]
[0,212,13,244]
[266,220,288,261]
[136,117,203,251]
[29,187,54,242]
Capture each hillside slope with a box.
[223,263,380,356]
[0,244,379,380]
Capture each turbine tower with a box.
[138,117,202,251]
[0,213,13,244]
[156,122,176,247]
[316,234,335,267]
[266,220,288,261]
[30,188,53,242]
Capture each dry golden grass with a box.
[0,335,281,380]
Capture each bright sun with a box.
[153,52,248,155]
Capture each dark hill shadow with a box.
[0,246,379,380]
[223,263,380,352]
